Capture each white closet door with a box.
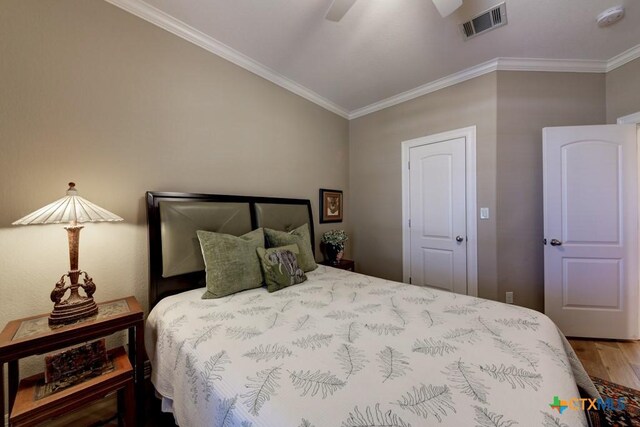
[543,124,638,339]
[409,138,467,294]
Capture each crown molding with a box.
[103,0,349,119]
[102,0,639,120]
[606,44,640,72]
[351,49,638,118]
[349,59,499,119]
[496,57,606,73]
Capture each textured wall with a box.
[606,58,640,123]
[349,74,499,301]
[0,0,349,339]
[496,71,606,310]
[348,70,608,310]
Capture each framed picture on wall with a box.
[319,189,343,223]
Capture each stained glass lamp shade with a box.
[13,183,123,325]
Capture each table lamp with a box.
[13,183,123,325]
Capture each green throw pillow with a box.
[264,224,317,272]
[197,228,265,299]
[256,244,307,292]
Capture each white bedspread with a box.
[146,266,589,426]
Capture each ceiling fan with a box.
[325,0,463,22]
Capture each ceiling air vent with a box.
[461,2,507,40]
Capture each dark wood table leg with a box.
[1,362,5,426]
[127,326,135,375]
[130,321,145,425]
[117,387,124,427]
[122,379,136,426]
[135,321,144,387]
[8,360,19,412]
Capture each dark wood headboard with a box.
[146,191,314,309]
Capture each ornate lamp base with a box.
[48,269,98,326]
[49,297,98,326]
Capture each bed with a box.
[144,191,596,427]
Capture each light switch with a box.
[480,208,489,219]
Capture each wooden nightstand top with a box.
[0,296,142,361]
[320,259,355,271]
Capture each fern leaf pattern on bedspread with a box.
[145,266,589,427]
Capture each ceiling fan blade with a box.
[432,0,463,17]
[325,0,358,22]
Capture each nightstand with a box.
[320,259,355,271]
[10,347,133,426]
[0,296,144,426]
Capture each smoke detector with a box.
[597,6,624,27]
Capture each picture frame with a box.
[319,189,343,223]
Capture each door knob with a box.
[456,236,464,243]
[550,239,562,246]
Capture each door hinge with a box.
[408,161,410,170]
[408,219,411,228]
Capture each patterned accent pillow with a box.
[197,228,265,299]
[264,224,317,272]
[256,244,307,292]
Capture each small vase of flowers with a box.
[321,229,348,265]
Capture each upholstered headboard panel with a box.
[160,201,252,278]
[254,203,311,232]
[146,192,314,309]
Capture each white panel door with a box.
[543,124,638,339]
[409,138,467,294]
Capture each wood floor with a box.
[569,338,640,391]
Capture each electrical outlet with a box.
[505,292,514,304]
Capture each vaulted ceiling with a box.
[107,0,640,118]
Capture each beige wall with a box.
[606,58,640,123]
[0,0,349,338]
[349,74,499,301]
[496,71,606,310]
[349,71,606,309]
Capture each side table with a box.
[0,296,144,426]
[10,347,134,426]
[320,259,355,271]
